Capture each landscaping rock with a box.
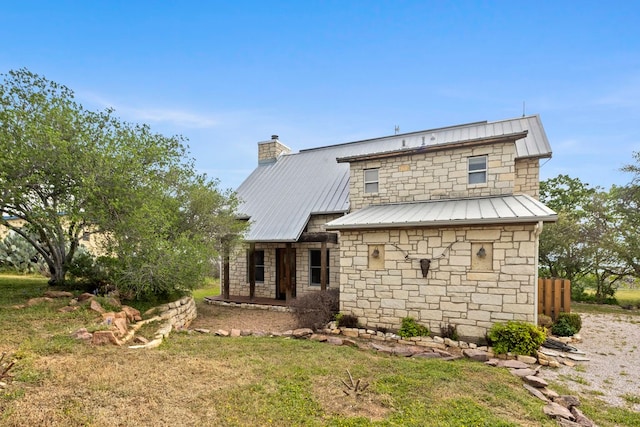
[543,402,575,421]
[58,306,79,313]
[216,329,230,337]
[509,368,537,378]
[90,299,105,314]
[194,328,210,334]
[523,375,548,388]
[462,348,489,362]
[516,355,537,364]
[522,383,549,402]
[121,306,142,322]
[500,360,529,369]
[71,328,93,341]
[92,330,121,346]
[113,317,128,336]
[44,290,73,298]
[570,407,594,427]
[292,328,313,338]
[326,337,343,346]
[554,395,581,409]
[342,339,358,348]
[230,329,241,337]
[133,336,149,344]
[310,334,327,342]
[78,293,94,302]
[412,352,441,359]
[26,297,53,306]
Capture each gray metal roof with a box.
[236,115,552,242]
[325,194,557,230]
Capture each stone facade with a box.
[228,213,342,299]
[347,141,516,211]
[338,225,539,342]
[514,158,541,199]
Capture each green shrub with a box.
[557,312,581,332]
[398,317,429,338]
[550,317,575,337]
[487,321,546,356]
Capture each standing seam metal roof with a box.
[236,115,552,242]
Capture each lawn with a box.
[0,275,639,426]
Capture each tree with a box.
[0,69,245,294]
[612,151,640,278]
[538,175,597,281]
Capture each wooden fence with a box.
[538,278,571,320]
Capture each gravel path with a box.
[539,312,640,411]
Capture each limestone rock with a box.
[540,388,560,400]
[570,407,594,427]
[342,339,358,348]
[292,328,313,338]
[522,383,550,402]
[326,337,343,346]
[58,306,79,313]
[121,306,142,322]
[516,355,537,364]
[462,349,489,362]
[310,334,327,342]
[523,375,548,388]
[90,299,105,314]
[113,317,128,336]
[543,402,575,421]
[44,290,73,298]
[71,328,93,340]
[509,368,537,378]
[412,352,441,359]
[194,328,210,334]
[216,329,230,337]
[78,293,94,302]
[500,360,529,369]
[92,330,121,346]
[133,336,149,344]
[230,329,241,337]
[26,297,53,306]
[554,395,581,409]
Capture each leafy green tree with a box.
[612,151,640,278]
[538,175,596,281]
[0,69,245,294]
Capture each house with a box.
[227,115,557,341]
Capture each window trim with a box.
[468,155,487,185]
[364,168,379,194]
[309,249,330,286]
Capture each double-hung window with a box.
[468,156,487,184]
[309,249,329,286]
[247,250,265,282]
[364,168,379,193]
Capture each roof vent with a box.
[271,135,279,140]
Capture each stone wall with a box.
[348,141,517,210]
[338,225,539,341]
[514,158,541,199]
[258,138,291,163]
[228,214,342,298]
[157,296,197,330]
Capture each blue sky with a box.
[1,1,639,191]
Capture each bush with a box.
[487,321,546,356]
[537,314,553,328]
[290,288,339,330]
[398,317,429,338]
[551,312,582,337]
[440,323,459,340]
[335,313,359,328]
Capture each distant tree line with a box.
[539,152,640,303]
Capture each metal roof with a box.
[236,115,552,242]
[325,194,557,230]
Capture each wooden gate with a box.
[538,278,571,320]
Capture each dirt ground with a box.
[189,302,299,332]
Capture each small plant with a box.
[341,369,369,397]
[487,321,546,356]
[335,313,359,328]
[557,312,582,333]
[0,352,15,382]
[440,323,458,340]
[551,316,576,337]
[398,317,429,338]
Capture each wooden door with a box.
[276,247,296,300]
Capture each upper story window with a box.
[364,168,379,193]
[468,156,487,184]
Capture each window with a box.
[364,168,379,193]
[247,250,265,282]
[309,249,329,286]
[468,156,487,184]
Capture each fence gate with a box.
[538,278,571,320]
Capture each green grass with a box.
[191,277,220,301]
[616,289,640,307]
[1,273,640,426]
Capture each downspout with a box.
[533,221,544,326]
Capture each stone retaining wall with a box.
[157,296,197,330]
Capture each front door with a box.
[276,247,296,300]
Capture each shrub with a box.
[289,288,339,330]
[398,317,429,338]
[550,317,575,337]
[487,321,546,356]
[557,312,582,333]
[335,313,359,328]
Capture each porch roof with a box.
[325,194,557,230]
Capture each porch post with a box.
[320,241,327,291]
[223,254,230,300]
[285,242,292,303]
[248,242,256,301]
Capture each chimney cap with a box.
[271,134,279,140]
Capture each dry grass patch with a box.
[312,374,392,421]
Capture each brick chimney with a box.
[258,135,291,164]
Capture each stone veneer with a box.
[258,138,291,163]
[338,225,539,342]
[348,141,517,211]
[514,158,541,199]
[228,214,342,299]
